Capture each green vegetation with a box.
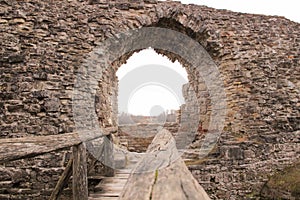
[262,161,300,198]
[150,170,159,200]
[184,158,209,166]
[154,169,158,181]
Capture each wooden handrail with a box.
[0,129,114,164]
[120,129,211,200]
[0,128,210,199]
[0,132,80,164]
[0,130,116,200]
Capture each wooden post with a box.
[103,135,115,177]
[49,157,73,200]
[72,143,88,200]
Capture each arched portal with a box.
[116,48,189,152]
[73,23,227,168]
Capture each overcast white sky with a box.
[117,49,188,115]
[117,1,299,116]
[179,0,300,23]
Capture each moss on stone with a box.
[184,158,209,166]
[261,161,300,199]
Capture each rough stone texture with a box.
[0,0,299,199]
[117,122,179,152]
[260,161,300,199]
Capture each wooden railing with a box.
[0,129,211,200]
[0,130,115,200]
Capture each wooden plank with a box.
[90,169,131,199]
[49,157,73,200]
[101,177,129,183]
[0,133,79,164]
[96,191,122,196]
[133,128,180,173]
[112,174,129,178]
[90,194,119,198]
[116,169,132,174]
[87,175,105,180]
[73,143,88,200]
[99,182,127,189]
[103,135,115,177]
[120,129,211,200]
[89,195,119,199]
[89,197,118,199]
[101,186,125,190]
[0,130,113,164]
[120,171,155,199]
[152,158,211,200]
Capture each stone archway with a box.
[93,16,228,131]
[1,1,299,199]
[82,25,227,158]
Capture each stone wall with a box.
[117,122,179,152]
[0,0,299,199]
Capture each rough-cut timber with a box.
[50,157,73,200]
[89,169,131,200]
[0,131,109,164]
[72,143,88,200]
[103,135,115,177]
[0,132,79,163]
[120,129,211,200]
[0,0,299,199]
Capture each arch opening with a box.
[115,48,191,153]
[116,48,188,125]
[75,23,227,171]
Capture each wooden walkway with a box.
[88,129,211,200]
[89,169,131,200]
[0,128,211,200]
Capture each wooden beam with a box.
[120,129,211,200]
[103,135,115,177]
[0,133,79,164]
[0,129,114,163]
[49,157,73,200]
[72,143,88,200]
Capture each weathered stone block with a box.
[43,98,61,112]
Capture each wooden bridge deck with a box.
[89,169,131,200]
[0,129,211,200]
[89,129,211,200]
